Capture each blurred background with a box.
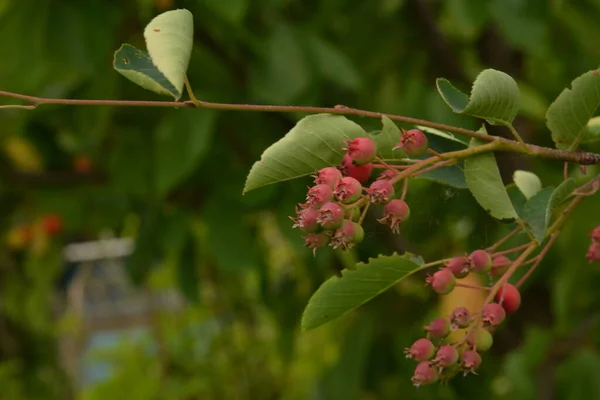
[1,0,600,399]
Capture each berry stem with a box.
[491,243,531,257]
[358,201,371,225]
[516,233,558,288]
[400,178,409,201]
[486,226,522,252]
[455,283,491,291]
[410,159,457,178]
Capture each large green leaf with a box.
[301,253,423,331]
[418,164,467,189]
[513,170,542,199]
[546,69,600,150]
[371,116,405,159]
[523,187,554,243]
[436,69,520,126]
[143,9,194,100]
[464,138,518,220]
[545,178,577,223]
[243,114,366,193]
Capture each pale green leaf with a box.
[415,125,469,145]
[371,116,405,159]
[243,114,366,193]
[301,253,423,331]
[523,187,554,243]
[144,9,194,100]
[582,115,600,144]
[546,69,600,150]
[436,69,520,126]
[513,170,542,199]
[464,138,518,220]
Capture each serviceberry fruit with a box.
[377,169,397,180]
[341,154,373,183]
[450,307,471,329]
[587,241,600,263]
[291,206,320,233]
[490,255,511,278]
[317,202,345,230]
[315,167,343,189]
[494,283,521,314]
[446,256,470,279]
[411,362,439,387]
[426,269,455,294]
[334,177,363,204]
[304,233,330,254]
[469,250,492,273]
[405,338,436,362]
[432,345,459,369]
[424,318,450,340]
[482,302,506,327]
[343,137,377,165]
[467,327,493,352]
[306,184,334,208]
[590,226,600,241]
[367,179,395,204]
[461,350,482,375]
[377,199,410,233]
[394,129,429,158]
[330,219,364,250]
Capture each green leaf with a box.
[304,34,361,91]
[506,184,527,219]
[126,209,162,285]
[546,69,600,150]
[418,164,467,189]
[113,44,179,99]
[582,116,600,144]
[436,69,520,126]
[143,9,194,100]
[371,116,405,159]
[243,114,366,193]
[301,253,423,331]
[177,229,199,303]
[155,109,217,196]
[523,187,554,243]
[415,125,470,145]
[513,170,542,199]
[546,178,577,223]
[464,139,518,220]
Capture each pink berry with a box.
[490,255,511,278]
[343,137,377,165]
[494,283,521,314]
[341,154,373,183]
[367,179,395,204]
[470,249,492,273]
[482,302,506,327]
[377,169,397,180]
[590,226,600,241]
[426,269,455,294]
[377,199,410,234]
[306,184,334,208]
[467,328,493,352]
[291,206,320,233]
[304,232,330,255]
[432,345,459,368]
[394,129,429,158]
[315,167,343,189]
[404,338,435,362]
[446,256,470,279]
[411,362,439,387]
[450,307,470,329]
[334,177,363,204]
[461,350,482,375]
[587,241,600,263]
[424,318,450,340]
[317,202,345,230]
[330,220,364,250]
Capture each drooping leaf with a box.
[523,187,554,243]
[464,139,518,220]
[546,69,600,150]
[304,34,362,91]
[414,125,470,145]
[436,69,520,126]
[506,184,527,219]
[545,178,577,223]
[113,44,178,99]
[126,209,161,285]
[301,253,423,331]
[243,114,366,193]
[143,9,194,100]
[371,116,405,159]
[513,170,542,199]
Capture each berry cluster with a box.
[291,130,428,253]
[407,250,521,387]
[586,225,600,263]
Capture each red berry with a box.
[467,327,493,352]
[411,362,439,387]
[424,318,450,340]
[590,226,600,242]
[490,255,511,278]
[367,179,394,204]
[306,184,334,208]
[343,137,377,165]
[446,256,470,279]
[341,154,373,183]
[587,241,600,263]
[317,202,345,230]
[461,350,482,375]
[377,169,397,180]
[494,283,521,314]
[42,214,63,236]
[426,269,455,295]
[315,167,343,189]
[334,177,363,204]
[304,232,330,255]
[450,307,470,329]
[377,199,410,234]
[291,206,320,233]
[432,345,459,368]
[404,338,435,362]
[394,129,429,158]
[330,220,364,250]
[469,250,492,273]
[482,302,506,327]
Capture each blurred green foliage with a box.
[0,0,600,399]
